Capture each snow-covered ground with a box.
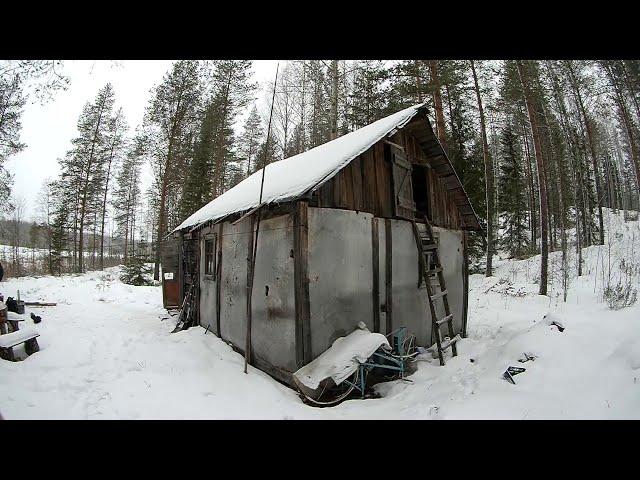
[1,209,639,419]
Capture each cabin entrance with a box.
[411,164,431,221]
[161,237,181,309]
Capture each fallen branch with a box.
[24,302,57,307]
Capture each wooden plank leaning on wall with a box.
[462,230,469,338]
[371,217,380,333]
[384,218,393,335]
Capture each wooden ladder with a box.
[411,219,461,366]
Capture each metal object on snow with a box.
[503,366,526,385]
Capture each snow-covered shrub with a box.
[120,255,154,286]
[620,259,640,277]
[603,280,638,310]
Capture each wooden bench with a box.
[0,328,40,361]
[6,311,27,333]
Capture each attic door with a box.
[390,145,416,219]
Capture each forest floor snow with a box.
[1,209,639,419]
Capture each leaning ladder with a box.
[411,219,461,366]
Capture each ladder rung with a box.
[430,290,448,301]
[440,334,461,350]
[425,267,442,275]
[436,314,454,326]
[422,243,438,250]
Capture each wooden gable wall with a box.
[310,130,462,230]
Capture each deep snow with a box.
[1,209,639,419]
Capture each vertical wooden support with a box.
[461,230,469,338]
[178,235,184,303]
[384,218,393,335]
[215,222,223,338]
[294,201,311,367]
[371,218,380,333]
[244,215,256,371]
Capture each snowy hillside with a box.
[1,209,638,419]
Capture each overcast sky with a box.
[7,60,280,220]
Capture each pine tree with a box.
[49,180,71,275]
[498,123,529,258]
[145,60,202,280]
[99,107,128,269]
[62,83,116,273]
[238,105,263,175]
[517,60,550,295]
[347,60,388,129]
[120,249,153,286]
[179,102,216,219]
[113,132,144,262]
[1,61,69,212]
[206,60,256,199]
[470,60,496,276]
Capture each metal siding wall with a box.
[250,214,297,372]
[307,207,374,359]
[388,222,465,346]
[219,218,250,348]
[390,220,431,345]
[432,226,465,335]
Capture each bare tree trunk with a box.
[329,60,339,140]
[470,60,494,276]
[428,60,448,153]
[99,126,119,269]
[517,60,549,296]
[154,145,171,281]
[415,60,423,102]
[77,102,106,273]
[605,61,640,205]
[212,74,232,198]
[521,119,537,249]
[565,62,605,245]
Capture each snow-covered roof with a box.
[175,104,424,232]
[175,103,481,232]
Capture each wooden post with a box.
[461,231,469,338]
[371,218,380,333]
[294,201,311,367]
[244,215,256,373]
[384,219,393,335]
[215,222,223,338]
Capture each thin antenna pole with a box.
[245,62,279,374]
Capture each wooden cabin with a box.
[162,104,481,386]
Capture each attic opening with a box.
[411,164,431,221]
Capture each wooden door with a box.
[161,237,181,309]
[391,146,416,219]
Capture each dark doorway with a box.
[411,164,431,220]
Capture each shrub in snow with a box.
[120,255,154,286]
[603,280,637,311]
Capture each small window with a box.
[204,236,216,277]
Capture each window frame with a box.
[203,234,217,279]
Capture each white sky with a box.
[7,60,280,220]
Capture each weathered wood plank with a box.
[384,218,393,335]
[351,156,363,211]
[293,201,311,366]
[215,222,223,338]
[371,217,380,333]
[462,230,469,338]
[244,214,256,371]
